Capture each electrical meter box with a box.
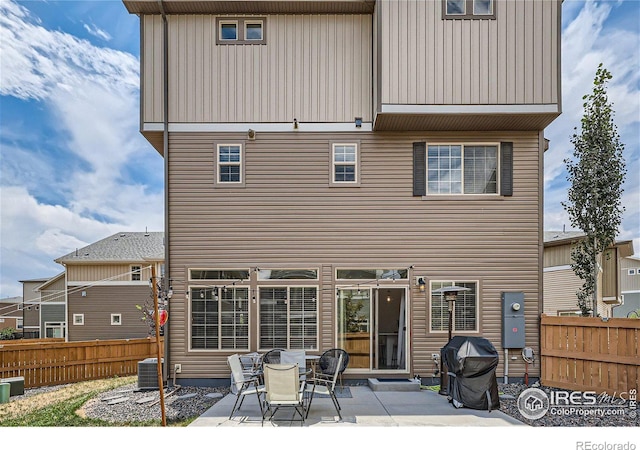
[502,292,525,348]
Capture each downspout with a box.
[158,0,170,383]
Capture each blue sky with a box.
[1,0,639,299]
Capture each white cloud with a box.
[544,0,640,252]
[83,22,112,41]
[0,1,163,297]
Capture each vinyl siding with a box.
[67,264,154,283]
[142,14,372,124]
[67,286,152,341]
[166,130,543,380]
[543,268,582,316]
[376,0,559,107]
[621,258,640,292]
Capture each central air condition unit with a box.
[137,357,164,390]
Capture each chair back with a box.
[325,354,343,390]
[227,354,247,391]
[262,348,285,364]
[319,348,349,375]
[263,363,300,403]
[280,350,306,372]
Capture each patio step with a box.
[367,378,421,392]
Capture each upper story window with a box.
[217,17,266,45]
[131,265,142,281]
[427,144,498,195]
[217,144,243,184]
[443,0,495,19]
[330,143,359,186]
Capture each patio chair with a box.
[280,350,309,381]
[262,363,306,426]
[227,354,265,420]
[318,348,349,391]
[304,353,343,420]
[262,348,285,365]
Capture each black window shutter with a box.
[500,141,513,197]
[413,142,426,196]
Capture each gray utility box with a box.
[501,292,525,348]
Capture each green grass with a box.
[0,378,190,427]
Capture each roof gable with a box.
[55,232,164,264]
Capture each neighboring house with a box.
[54,232,165,341]
[543,231,634,317]
[615,256,640,318]
[123,0,562,385]
[0,296,23,335]
[19,277,51,338]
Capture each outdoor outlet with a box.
[174,364,182,374]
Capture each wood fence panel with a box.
[0,337,162,388]
[540,315,640,397]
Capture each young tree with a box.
[562,63,626,316]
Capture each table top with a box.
[305,355,320,360]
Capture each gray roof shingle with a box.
[55,232,164,264]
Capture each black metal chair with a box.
[261,348,285,365]
[318,348,349,391]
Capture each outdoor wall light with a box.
[81,291,87,297]
[355,117,362,128]
[293,118,298,129]
[247,129,255,140]
[417,277,426,292]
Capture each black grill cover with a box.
[441,336,500,411]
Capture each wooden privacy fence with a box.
[0,337,163,389]
[540,315,639,396]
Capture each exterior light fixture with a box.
[355,117,362,128]
[247,129,255,140]
[417,277,426,292]
[386,290,391,302]
[293,118,298,129]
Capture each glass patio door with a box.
[337,288,371,369]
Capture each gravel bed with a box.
[79,383,230,424]
[498,382,638,427]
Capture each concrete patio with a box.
[189,384,527,427]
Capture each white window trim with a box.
[216,143,244,186]
[131,265,142,281]
[111,313,122,325]
[330,142,360,187]
[426,142,500,196]
[73,314,85,325]
[218,20,239,42]
[244,20,264,41]
[44,322,65,338]
[188,285,251,352]
[628,269,637,276]
[429,280,480,334]
[257,285,319,352]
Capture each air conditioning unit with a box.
[137,358,164,390]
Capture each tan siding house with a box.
[543,231,635,317]
[54,232,165,341]
[123,0,562,385]
[615,257,640,318]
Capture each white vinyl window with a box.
[628,269,636,276]
[427,144,498,195]
[45,322,65,338]
[73,314,84,325]
[259,287,318,350]
[430,281,478,333]
[131,265,142,281]
[444,0,494,18]
[111,314,122,325]
[191,286,249,350]
[245,21,263,41]
[219,20,238,41]
[331,143,359,185]
[217,144,243,184]
[217,18,266,44]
